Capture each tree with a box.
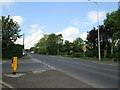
[0,19,2,40]
[2,15,22,47]
[87,27,98,57]
[73,37,84,52]
[46,33,63,55]
[1,15,22,58]
[35,35,48,54]
[35,33,63,55]
[104,9,120,61]
[87,25,112,58]
[55,34,63,55]
[104,10,120,40]
[61,40,74,55]
[0,18,2,59]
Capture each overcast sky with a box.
[1,0,119,49]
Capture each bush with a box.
[2,44,23,59]
[85,49,97,57]
[59,52,68,56]
[72,52,84,58]
[111,44,120,62]
[112,52,120,62]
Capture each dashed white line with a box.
[32,58,56,70]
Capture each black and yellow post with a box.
[12,57,18,75]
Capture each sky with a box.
[1,0,119,49]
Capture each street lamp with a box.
[88,0,101,60]
[23,33,25,56]
[22,27,30,55]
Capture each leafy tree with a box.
[2,15,22,47]
[46,33,63,55]
[87,27,98,57]
[62,40,74,55]
[73,37,84,52]
[99,25,111,58]
[35,33,63,55]
[0,19,2,40]
[0,19,2,58]
[87,25,112,58]
[104,10,120,41]
[35,35,48,54]
[104,10,120,61]
[86,9,120,61]
[56,34,63,55]
[1,15,22,58]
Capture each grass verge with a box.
[57,55,113,62]
[2,55,31,61]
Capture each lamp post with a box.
[22,26,30,55]
[88,0,101,60]
[23,33,25,56]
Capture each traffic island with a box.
[4,73,25,78]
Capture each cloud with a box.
[15,28,43,49]
[16,26,79,49]
[24,29,43,49]
[56,26,80,42]
[87,11,106,23]
[29,24,40,29]
[29,24,46,30]
[80,32,87,41]
[0,0,14,2]
[11,16,24,25]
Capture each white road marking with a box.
[32,58,56,70]
[0,80,14,89]
[32,70,46,73]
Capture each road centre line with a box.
[32,58,56,70]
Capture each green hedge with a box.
[2,44,23,59]
[72,52,84,58]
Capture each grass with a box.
[43,54,112,62]
[18,56,31,60]
[2,55,31,61]
[58,55,113,62]
[80,57,112,61]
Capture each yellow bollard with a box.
[12,57,18,75]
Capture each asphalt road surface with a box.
[2,53,119,88]
[28,53,119,88]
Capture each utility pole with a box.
[88,0,101,60]
[23,33,25,55]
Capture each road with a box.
[2,53,119,88]
[28,53,119,88]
